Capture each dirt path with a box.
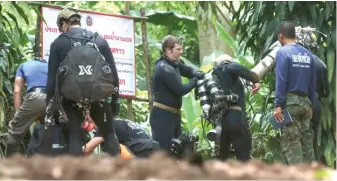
[0,152,334,180]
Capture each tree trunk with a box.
[197,3,235,62]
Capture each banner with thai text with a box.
[41,6,136,97]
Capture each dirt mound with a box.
[0,152,333,180]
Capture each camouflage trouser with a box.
[281,94,315,164]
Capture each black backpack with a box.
[57,30,117,107]
[27,123,68,156]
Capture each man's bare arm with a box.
[83,137,104,154]
[13,77,25,111]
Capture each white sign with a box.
[41,6,136,98]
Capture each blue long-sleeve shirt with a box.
[275,44,316,109]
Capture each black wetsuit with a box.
[311,55,329,161]
[150,56,197,151]
[94,118,160,157]
[46,27,120,156]
[215,62,259,161]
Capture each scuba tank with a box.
[204,73,226,103]
[196,79,211,117]
[195,63,241,158]
[203,73,239,104]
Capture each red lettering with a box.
[119,79,126,85]
[44,27,60,33]
[104,35,113,39]
[103,32,132,42]
[111,48,125,55]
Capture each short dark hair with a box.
[278,21,296,39]
[68,16,81,26]
[58,16,81,30]
[161,35,183,52]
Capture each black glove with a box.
[190,77,198,88]
[193,71,205,79]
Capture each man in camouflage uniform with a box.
[273,21,316,164]
[281,96,315,163]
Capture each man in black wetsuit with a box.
[213,54,260,161]
[150,35,203,152]
[46,7,120,156]
[84,118,160,158]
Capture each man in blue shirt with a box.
[6,58,48,156]
[273,21,316,164]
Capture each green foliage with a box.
[131,2,200,66]
[0,1,35,127]
[0,1,36,157]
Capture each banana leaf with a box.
[130,10,197,33]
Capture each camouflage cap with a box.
[57,7,81,28]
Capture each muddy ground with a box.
[0,152,334,180]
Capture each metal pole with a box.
[140,8,153,111]
[124,1,134,121]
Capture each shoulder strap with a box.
[61,32,81,48]
[61,30,99,48]
[85,32,100,51]
[82,30,100,44]
[91,32,99,42]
